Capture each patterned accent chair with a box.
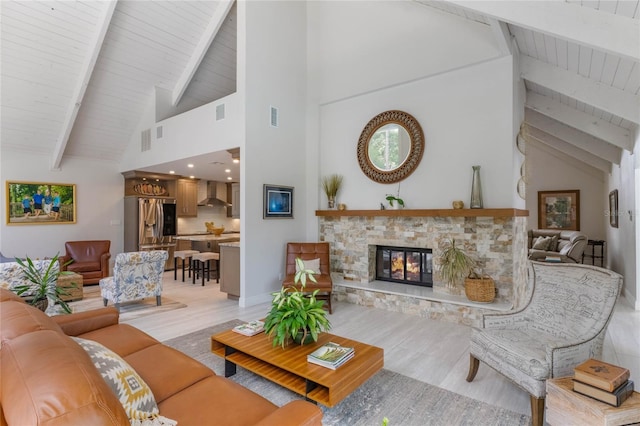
[466,261,622,426]
[99,251,168,310]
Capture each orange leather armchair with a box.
[283,242,333,313]
[60,240,111,285]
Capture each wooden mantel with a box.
[316,208,529,218]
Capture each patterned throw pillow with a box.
[72,337,176,426]
[532,236,552,250]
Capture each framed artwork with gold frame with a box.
[538,190,580,231]
[6,181,77,225]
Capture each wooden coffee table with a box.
[211,330,383,407]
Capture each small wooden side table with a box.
[57,273,83,301]
[546,377,640,426]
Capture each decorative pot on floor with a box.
[464,277,495,303]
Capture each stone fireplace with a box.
[316,209,529,326]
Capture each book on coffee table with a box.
[307,342,354,369]
[232,320,264,336]
[574,359,630,392]
[573,379,635,407]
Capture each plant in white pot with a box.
[264,258,332,348]
[436,238,495,302]
[385,184,405,209]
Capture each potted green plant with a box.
[264,258,332,348]
[322,174,343,209]
[385,183,404,209]
[436,239,494,302]
[12,253,75,314]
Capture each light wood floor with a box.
[74,272,640,419]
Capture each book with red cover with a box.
[574,358,630,392]
[573,379,635,407]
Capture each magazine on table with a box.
[307,342,354,369]
[232,320,265,336]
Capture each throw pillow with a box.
[549,235,559,252]
[295,258,321,274]
[532,236,552,250]
[72,337,176,426]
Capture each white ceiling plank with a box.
[488,19,512,55]
[171,0,235,106]
[50,1,117,170]
[449,1,640,61]
[527,129,611,175]
[520,55,640,124]
[525,92,634,150]
[525,108,623,164]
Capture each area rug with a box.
[66,285,187,321]
[164,320,531,426]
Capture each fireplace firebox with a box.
[376,246,433,287]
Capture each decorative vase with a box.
[327,196,335,209]
[470,165,483,209]
[293,330,315,345]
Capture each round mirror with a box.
[357,110,424,183]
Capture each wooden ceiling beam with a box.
[527,135,609,177]
[525,108,622,165]
[521,55,640,125]
[526,92,634,151]
[449,1,640,62]
[488,18,513,56]
[51,1,117,170]
[171,0,235,107]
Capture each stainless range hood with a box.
[197,181,229,206]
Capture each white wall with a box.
[240,1,309,306]
[0,151,124,259]
[609,129,639,309]
[526,143,606,241]
[317,56,515,210]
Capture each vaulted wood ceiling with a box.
[1,1,638,177]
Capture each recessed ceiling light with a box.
[227,176,232,180]
[169,170,175,174]
[190,175,195,179]
[225,169,231,173]
[155,179,159,182]
[187,164,194,168]
[142,178,147,181]
[232,159,239,164]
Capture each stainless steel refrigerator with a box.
[124,196,177,270]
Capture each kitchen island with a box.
[174,234,240,281]
[219,242,240,299]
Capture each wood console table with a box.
[211,330,383,407]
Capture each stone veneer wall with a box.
[319,214,530,322]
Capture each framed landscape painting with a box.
[263,184,293,219]
[538,189,580,231]
[6,181,76,225]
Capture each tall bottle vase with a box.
[470,165,483,209]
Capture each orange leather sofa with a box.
[283,242,333,313]
[59,240,111,285]
[0,289,323,426]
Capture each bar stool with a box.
[174,250,199,282]
[192,252,220,286]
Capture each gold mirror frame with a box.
[357,110,425,184]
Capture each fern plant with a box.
[264,258,331,348]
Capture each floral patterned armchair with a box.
[99,251,168,310]
[466,261,622,426]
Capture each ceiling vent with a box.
[216,104,225,121]
[141,129,151,152]
[270,106,279,128]
[156,126,163,139]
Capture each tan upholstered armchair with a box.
[466,262,622,426]
[283,242,333,314]
[527,230,587,263]
[59,240,111,285]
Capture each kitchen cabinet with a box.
[231,183,240,218]
[220,243,240,299]
[177,179,198,217]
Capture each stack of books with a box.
[307,342,354,370]
[232,320,264,336]
[572,358,634,407]
[544,255,562,263]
